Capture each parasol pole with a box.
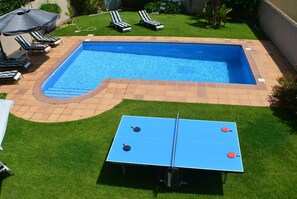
[0,38,8,60]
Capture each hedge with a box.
[0,0,34,16]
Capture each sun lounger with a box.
[0,70,22,83]
[29,31,62,45]
[0,162,14,177]
[0,59,31,70]
[15,35,51,53]
[138,10,164,30]
[109,11,132,32]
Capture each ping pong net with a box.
[160,111,187,190]
[170,111,180,168]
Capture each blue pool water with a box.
[42,42,256,98]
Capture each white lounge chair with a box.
[109,11,132,32]
[29,31,62,45]
[138,10,164,30]
[0,70,22,83]
[0,59,31,70]
[0,162,14,177]
[15,35,51,53]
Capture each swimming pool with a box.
[42,42,256,98]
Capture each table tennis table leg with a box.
[158,168,172,188]
[178,169,187,187]
[159,168,188,190]
[121,164,126,175]
[222,172,228,183]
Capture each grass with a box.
[52,12,268,40]
[0,10,292,198]
[0,100,296,198]
[0,93,7,99]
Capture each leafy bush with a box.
[121,0,151,10]
[0,93,7,99]
[87,0,100,14]
[144,1,161,13]
[224,0,259,20]
[66,4,75,18]
[162,1,182,14]
[40,3,61,14]
[201,1,232,28]
[70,0,99,16]
[270,75,297,110]
[0,0,33,16]
[145,1,182,14]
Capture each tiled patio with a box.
[0,36,294,122]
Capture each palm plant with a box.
[201,0,232,28]
[218,4,232,26]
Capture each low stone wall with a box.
[258,0,297,70]
[268,0,297,21]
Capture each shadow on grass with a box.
[186,16,209,29]
[133,23,157,31]
[97,162,158,190]
[186,21,209,29]
[187,16,232,30]
[0,172,14,193]
[97,162,223,196]
[246,23,269,41]
[162,169,224,195]
[218,18,270,40]
[270,107,297,135]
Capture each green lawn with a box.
[1,100,296,198]
[0,11,293,198]
[52,12,268,40]
[0,93,7,99]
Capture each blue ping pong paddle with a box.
[123,144,131,151]
[131,126,141,132]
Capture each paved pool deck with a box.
[0,36,294,122]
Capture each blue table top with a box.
[106,115,244,173]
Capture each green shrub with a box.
[270,75,297,110]
[40,3,61,14]
[144,1,161,13]
[70,0,99,16]
[162,1,182,14]
[0,93,7,99]
[87,0,100,13]
[145,1,182,14]
[0,0,33,15]
[224,0,259,20]
[201,1,232,28]
[121,0,151,10]
[66,4,75,17]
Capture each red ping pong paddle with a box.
[227,152,240,158]
[221,127,232,132]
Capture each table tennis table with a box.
[106,114,244,189]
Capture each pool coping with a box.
[4,35,292,122]
[33,38,267,104]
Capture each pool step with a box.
[44,87,91,98]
